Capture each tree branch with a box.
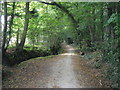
[39,1,78,27]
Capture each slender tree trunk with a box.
[110,3,116,39]
[100,5,104,41]
[116,2,120,88]
[107,3,114,38]
[89,25,94,43]
[0,3,2,63]
[117,3,120,29]
[32,40,35,50]
[16,2,30,52]
[5,2,15,51]
[92,8,96,42]
[16,27,20,47]
[2,2,7,55]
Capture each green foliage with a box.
[104,65,119,88]
[105,13,118,27]
[3,2,120,88]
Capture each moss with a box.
[17,55,57,68]
[3,48,52,66]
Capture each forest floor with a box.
[2,44,112,88]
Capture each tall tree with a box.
[2,2,7,55]
[16,2,30,52]
[5,2,16,51]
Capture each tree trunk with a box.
[117,2,120,88]
[2,2,7,55]
[92,7,96,42]
[100,4,104,41]
[117,3,120,29]
[0,2,2,61]
[32,40,35,50]
[40,2,77,27]
[16,27,20,47]
[5,2,15,51]
[89,25,94,43]
[16,2,30,52]
[107,3,115,39]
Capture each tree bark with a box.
[89,25,94,43]
[100,4,104,41]
[16,2,30,52]
[107,3,116,39]
[2,2,7,55]
[40,2,77,27]
[16,27,20,47]
[5,2,15,51]
[92,8,96,42]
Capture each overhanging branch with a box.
[39,1,78,27]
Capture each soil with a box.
[2,44,112,88]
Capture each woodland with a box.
[1,2,120,88]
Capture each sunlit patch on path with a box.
[60,45,78,56]
[60,53,78,56]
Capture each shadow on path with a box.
[3,44,111,88]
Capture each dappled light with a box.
[60,46,78,56]
[2,1,119,88]
[60,53,78,56]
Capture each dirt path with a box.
[3,44,111,88]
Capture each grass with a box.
[17,55,58,68]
